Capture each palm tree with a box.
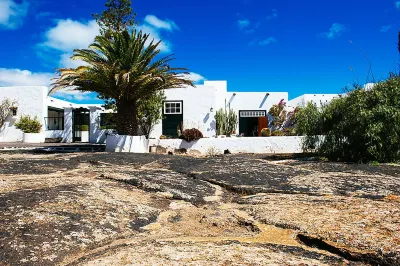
[49,30,194,135]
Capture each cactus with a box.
[215,109,226,136]
[226,108,238,136]
[215,106,238,136]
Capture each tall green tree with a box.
[137,91,165,138]
[93,0,136,35]
[49,30,193,136]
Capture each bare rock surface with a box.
[0,151,399,265]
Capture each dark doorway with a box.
[162,101,183,138]
[239,110,267,137]
[73,108,90,142]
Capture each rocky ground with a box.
[0,151,399,265]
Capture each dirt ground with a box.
[0,151,399,265]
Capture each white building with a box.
[287,93,342,109]
[0,81,339,144]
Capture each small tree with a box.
[15,115,42,133]
[92,0,136,35]
[137,91,166,138]
[0,99,15,130]
[268,99,287,130]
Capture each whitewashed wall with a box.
[288,94,341,108]
[149,81,289,139]
[0,86,47,142]
[150,83,221,138]
[149,136,304,155]
[89,107,115,144]
[226,91,288,131]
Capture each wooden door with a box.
[257,116,269,136]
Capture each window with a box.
[164,101,182,114]
[46,108,64,130]
[240,111,266,117]
[100,113,117,129]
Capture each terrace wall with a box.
[149,136,305,155]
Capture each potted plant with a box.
[14,115,44,143]
[76,125,89,142]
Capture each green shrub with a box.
[180,128,203,142]
[271,130,285,136]
[15,115,42,133]
[298,75,400,162]
[261,128,271,137]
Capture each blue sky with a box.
[0,0,399,103]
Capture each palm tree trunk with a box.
[116,99,139,136]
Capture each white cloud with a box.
[42,19,99,52]
[136,24,171,53]
[0,0,28,29]
[266,9,278,20]
[52,90,93,101]
[259,37,277,46]
[238,19,250,30]
[38,15,178,67]
[60,53,88,69]
[0,68,53,86]
[137,15,179,53]
[181,72,206,84]
[380,24,392,33]
[0,68,95,102]
[322,23,347,39]
[144,15,179,31]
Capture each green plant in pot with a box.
[76,125,89,131]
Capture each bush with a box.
[15,115,42,133]
[160,135,167,139]
[298,76,400,162]
[268,99,287,128]
[261,128,271,137]
[180,128,203,142]
[271,130,285,136]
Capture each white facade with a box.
[287,93,341,109]
[0,86,47,142]
[0,86,104,143]
[0,81,348,144]
[149,81,288,138]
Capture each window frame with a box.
[163,101,183,115]
[239,110,267,118]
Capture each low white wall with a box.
[149,136,305,155]
[89,129,115,144]
[106,135,149,153]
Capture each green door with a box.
[162,101,183,138]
